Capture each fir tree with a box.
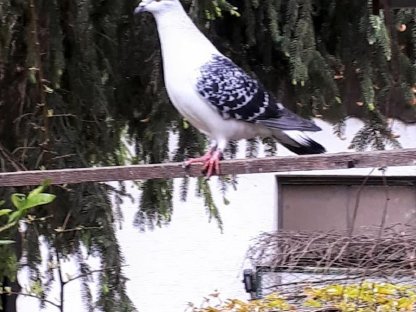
[0,0,415,311]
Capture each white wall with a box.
[17,118,416,311]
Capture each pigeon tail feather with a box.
[276,130,326,155]
[257,106,322,132]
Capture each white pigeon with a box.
[135,0,325,176]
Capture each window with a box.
[276,175,416,232]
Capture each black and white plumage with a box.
[135,0,325,176]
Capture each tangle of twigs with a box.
[247,224,416,279]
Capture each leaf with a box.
[0,200,5,206]
[27,183,47,198]
[11,191,55,211]
[368,103,375,111]
[28,70,37,83]
[22,193,56,210]
[43,84,54,93]
[0,240,15,245]
[397,297,414,310]
[10,193,26,210]
[29,281,43,296]
[325,285,343,296]
[8,210,23,223]
[0,209,12,217]
[102,283,109,295]
[304,299,322,308]
[0,221,17,233]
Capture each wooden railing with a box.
[0,148,415,186]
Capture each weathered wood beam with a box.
[386,0,416,8]
[373,0,416,15]
[0,148,415,187]
[373,0,416,10]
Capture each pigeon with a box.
[135,0,325,177]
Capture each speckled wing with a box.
[195,54,321,132]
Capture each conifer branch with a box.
[28,0,50,164]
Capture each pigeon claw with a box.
[184,151,212,167]
[184,150,222,178]
[201,150,221,178]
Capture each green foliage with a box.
[0,250,17,284]
[0,183,56,243]
[134,179,173,231]
[0,240,14,245]
[9,183,56,223]
[204,0,240,20]
[349,110,401,151]
[0,185,55,311]
[303,282,416,311]
[188,282,416,311]
[197,177,224,231]
[2,1,141,310]
[0,209,12,217]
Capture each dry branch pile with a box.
[248,224,416,279]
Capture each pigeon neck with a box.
[153,6,200,33]
[153,7,218,63]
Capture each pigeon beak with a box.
[134,5,146,14]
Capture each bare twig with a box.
[248,224,416,277]
[6,291,60,310]
[62,265,129,285]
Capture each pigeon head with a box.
[134,0,180,15]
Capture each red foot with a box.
[184,150,213,166]
[185,150,222,178]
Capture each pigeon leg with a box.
[201,149,222,177]
[184,149,214,166]
[184,148,222,177]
